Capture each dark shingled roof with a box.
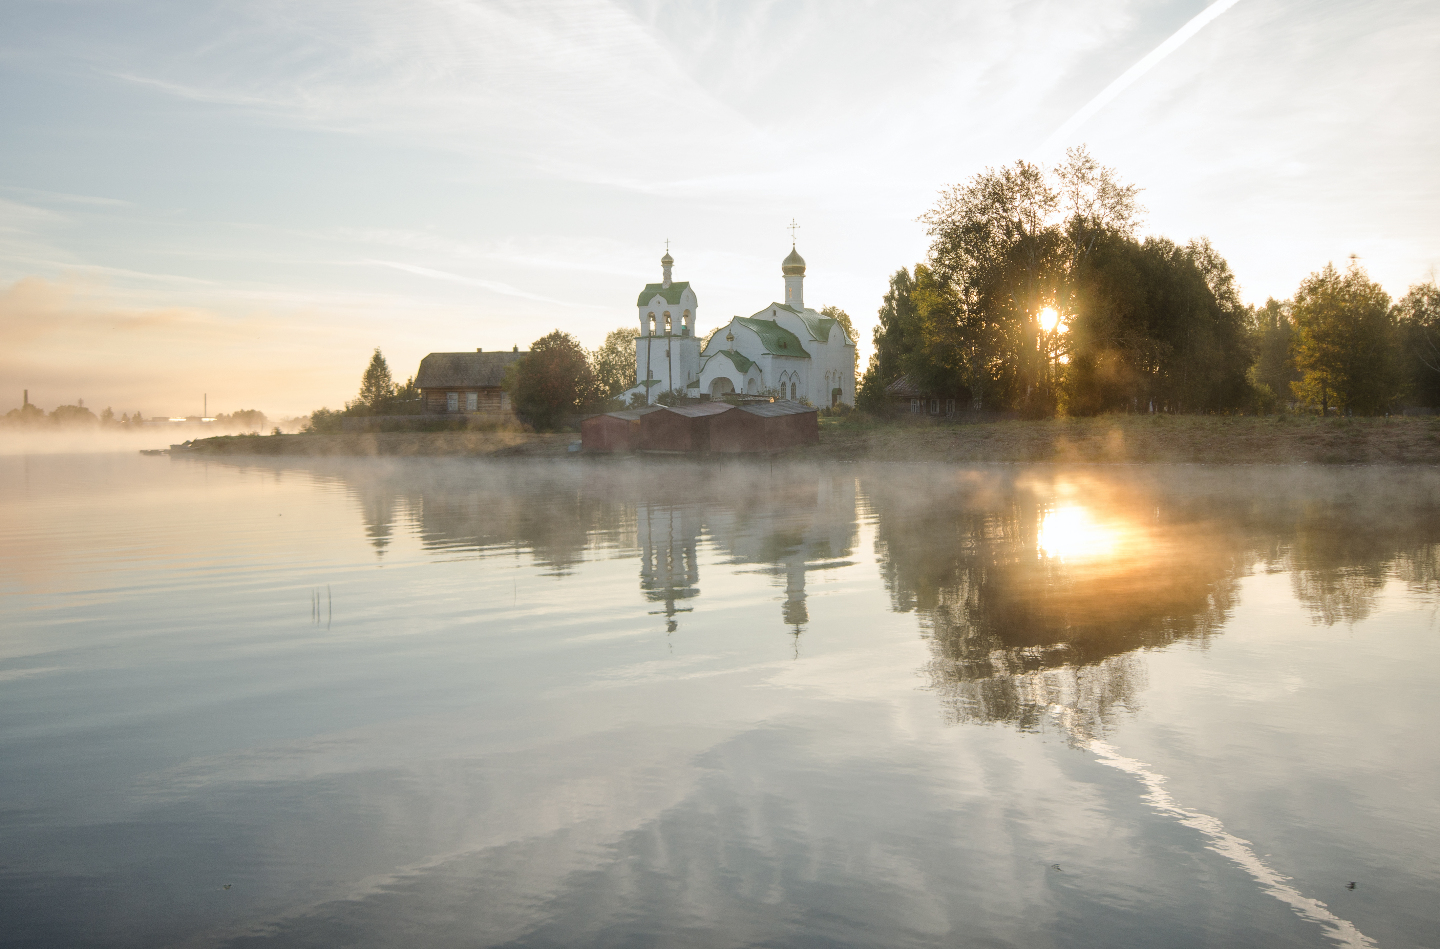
[415,351,526,389]
[884,374,924,398]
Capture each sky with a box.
[2,0,1437,418]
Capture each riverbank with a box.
[187,415,1440,464]
[190,431,576,457]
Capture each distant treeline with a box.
[857,147,1439,417]
[1,401,270,431]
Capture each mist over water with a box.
[2,454,1437,948]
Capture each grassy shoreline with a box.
[188,415,1440,465]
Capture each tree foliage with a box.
[1248,298,1299,409]
[357,348,395,413]
[590,327,638,399]
[861,147,1252,415]
[1394,281,1440,408]
[507,330,600,430]
[1290,261,1400,415]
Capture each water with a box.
[2,453,1437,949]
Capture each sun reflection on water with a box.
[1038,505,1120,562]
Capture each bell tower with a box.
[633,245,701,403]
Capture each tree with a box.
[507,330,600,430]
[357,348,395,414]
[1248,298,1299,409]
[590,327,639,399]
[857,268,920,410]
[1290,261,1400,415]
[1393,281,1440,408]
[49,404,98,425]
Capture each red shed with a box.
[637,402,735,452]
[581,406,660,452]
[722,400,818,452]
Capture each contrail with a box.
[1039,0,1245,154]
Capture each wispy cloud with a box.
[1039,0,1247,156]
[363,259,595,308]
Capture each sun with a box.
[1038,307,1060,332]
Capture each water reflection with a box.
[7,455,1440,949]
[236,459,1440,702]
[321,459,1440,740]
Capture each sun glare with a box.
[1038,307,1059,332]
[1039,506,1118,561]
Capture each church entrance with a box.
[709,377,735,398]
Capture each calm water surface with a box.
[2,454,1438,949]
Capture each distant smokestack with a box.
[23,389,28,407]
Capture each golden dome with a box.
[781,246,806,276]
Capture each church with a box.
[625,244,856,406]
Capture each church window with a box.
[647,312,656,335]
[446,392,459,412]
[664,312,672,334]
[466,392,478,412]
[790,382,797,400]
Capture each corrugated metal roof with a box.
[636,281,693,306]
[659,402,735,418]
[415,351,526,388]
[597,406,663,421]
[739,400,817,417]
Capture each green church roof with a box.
[636,281,693,307]
[708,349,754,373]
[734,317,810,358]
[768,303,851,345]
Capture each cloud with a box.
[1039,0,1246,156]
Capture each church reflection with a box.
[634,467,859,638]
[638,505,700,632]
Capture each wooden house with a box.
[414,349,526,415]
[884,374,962,417]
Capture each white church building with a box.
[626,245,856,406]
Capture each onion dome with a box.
[661,251,674,266]
[781,246,806,276]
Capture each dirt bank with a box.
[191,431,574,457]
[188,415,1440,465]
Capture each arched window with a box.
[790,382,797,400]
[647,312,656,335]
[663,312,672,334]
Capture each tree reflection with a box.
[865,466,1440,738]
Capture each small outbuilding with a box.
[415,349,526,415]
[884,374,963,417]
[638,402,735,452]
[580,406,660,452]
[711,400,818,452]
